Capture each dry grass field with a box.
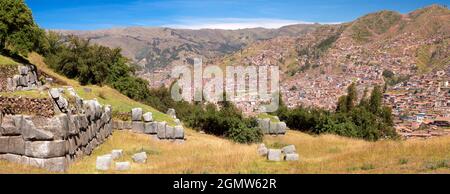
[1,129,449,174]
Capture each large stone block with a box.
[22,119,54,141]
[174,126,184,139]
[132,121,145,133]
[0,153,23,164]
[96,154,112,171]
[269,122,278,134]
[19,66,29,75]
[132,152,147,163]
[131,108,143,121]
[123,121,132,129]
[143,112,153,122]
[18,75,28,86]
[284,153,299,161]
[281,145,296,154]
[267,149,282,162]
[165,126,175,139]
[56,97,69,112]
[0,136,25,155]
[68,137,77,155]
[258,118,270,134]
[117,121,124,130]
[144,122,157,134]
[46,114,70,139]
[27,156,68,172]
[25,140,67,158]
[68,115,80,135]
[0,115,21,135]
[157,122,167,139]
[277,122,287,134]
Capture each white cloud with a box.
[164,18,319,30]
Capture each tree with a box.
[369,85,383,114]
[346,82,357,111]
[0,0,43,55]
[359,87,369,108]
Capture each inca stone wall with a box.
[112,107,185,141]
[257,118,287,135]
[0,66,18,92]
[0,88,113,172]
[0,96,55,117]
[5,65,42,92]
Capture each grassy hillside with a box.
[1,129,449,174]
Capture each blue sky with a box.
[26,0,449,30]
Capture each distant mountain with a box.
[60,24,320,70]
[213,4,449,77]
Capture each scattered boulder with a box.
[111,149,123,160]
[285,153,299,161]
[96,154,112,171]
[267,149,282,162]
[132,152,147,163]
[281,145,296,154]
[115,162,131,171]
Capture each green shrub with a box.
[227,123,263,144]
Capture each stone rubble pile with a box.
[112,108,185,141]
[6,65,41,91]
[256,118,287,135]
[0,88,113,172]
[257,144,299,162]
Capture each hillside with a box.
[60,24,320,71]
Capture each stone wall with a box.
[0,65,17,92]
[257,118,287,135]
[5,65,41,92]
[0,91,113,172]
[112,108,185,141]
[0,96,55,117]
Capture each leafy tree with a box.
[0,0,43,55]
[369,85,383,114]
[346,82,357,111]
